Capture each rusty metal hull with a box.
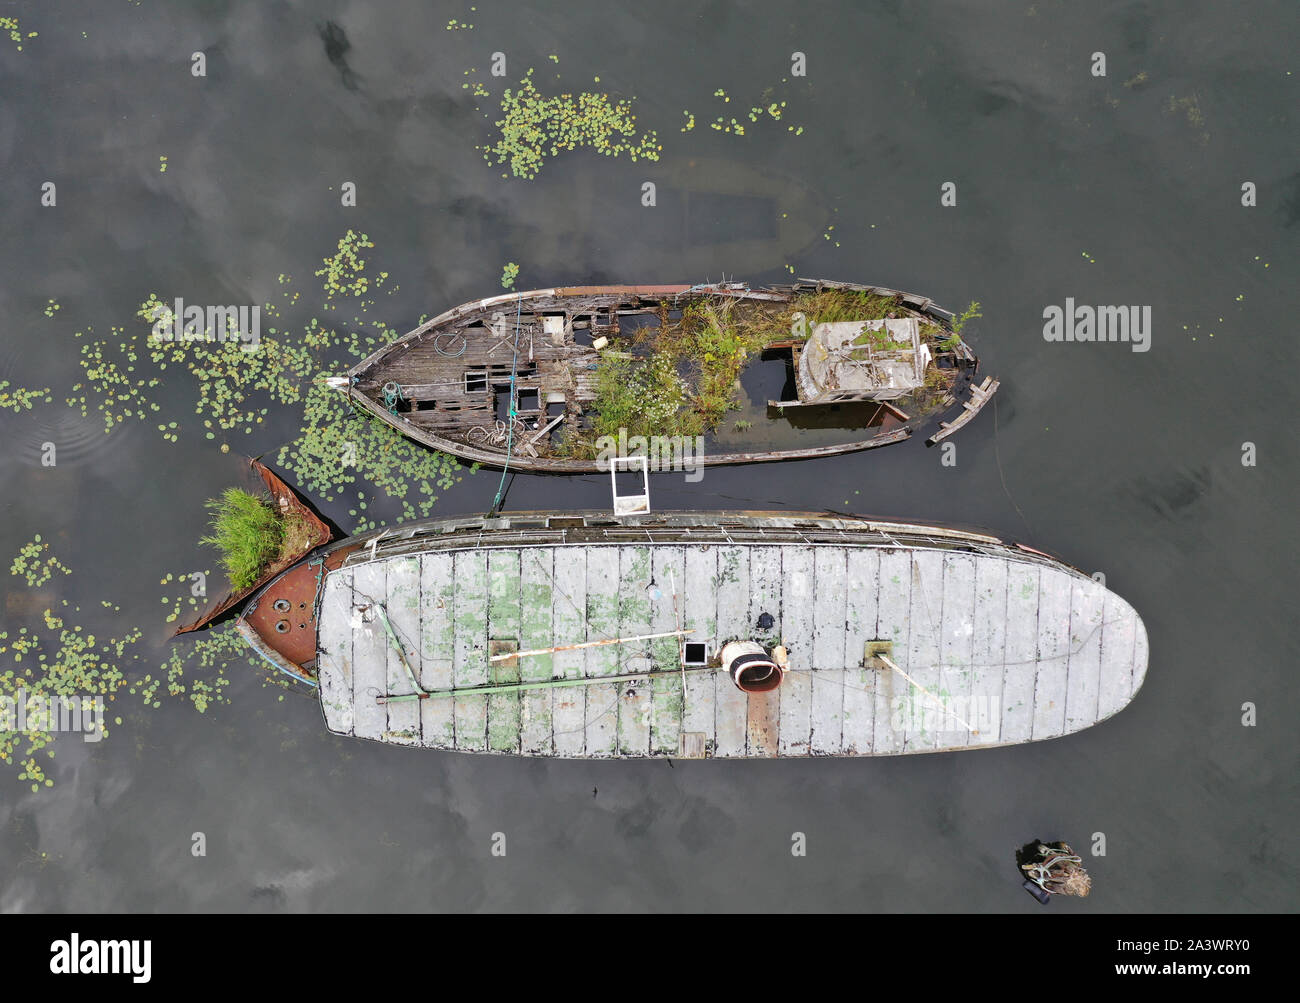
[174,459,334,635]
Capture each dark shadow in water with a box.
[318,21,361,91]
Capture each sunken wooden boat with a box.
[236,510,1147,757]
[330,280,999,472]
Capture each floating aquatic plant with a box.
[482,69,661,180]
[9,535,72,588]
[276,382,463,532]
[500,262,519,289]
[0,380,52,413]
[66,326,163,432]
[315,229,388,306]
[0,16,36,52]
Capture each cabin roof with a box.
[797,318,929,402]
[315,531,1147,757]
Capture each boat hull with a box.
[240,510,1148,758]
[338,281,997,472]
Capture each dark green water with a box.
[1,1,1296,911]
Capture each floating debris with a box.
[500,261,520,290]
[1017,841,1093,903]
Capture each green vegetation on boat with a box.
[200,487,308,591]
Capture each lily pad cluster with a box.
[276,382,463,533]
[482,69,661,180]
[9,535,72,588]
[315,229,389,307]
[0,16,35,52]
[0,380,52,413]
[66,326,163,432]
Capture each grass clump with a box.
[592,352,693,439]
[200,488,284,590]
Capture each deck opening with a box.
[618,313,659,336]
[465,372,487,393]
[493,385,512,422]
[682,641,710,666]
[413,399,438,411]
[517,388,540,412]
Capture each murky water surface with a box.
[0,1,1295,911]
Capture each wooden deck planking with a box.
[902,550,945,752]
[451,550,488,751]
[970,557,1008,747]
[1064,577,1106,734]
[518,548,555,755]
[550,546,588,756]
[419,552,456,748]
[582,547,620,756]
[486,550,523,753]
[746,547,785,756]
[872,549,912,753]
[383,556,423,745]
[317,532,1146,758]
[649,547,686,756]
[616,547,653,756]
[1031,569,1073,740]
[810,547,847,754]
[681,546,718,749]
[350,562,390,742]
[1097,590,1140,719]
[938,553,976,750]
[713,546,751,757]
[1000,562,1041,744]
[317,574,355,736]
[841,548,880,754]
[778,547,814,755]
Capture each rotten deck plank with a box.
[452,550,488,752]
[841,548,880,754]
[551,546,588,756]
[810,547,846,754]
[487,550,522,753]
[713,546,750,757]
[419,552,456,748]
[519,548,555,755]
[384,556,423,746]
[778,547,814,755]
